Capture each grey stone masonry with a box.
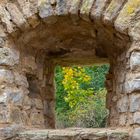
[0,0,140,139]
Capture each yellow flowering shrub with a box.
[62,66,93,108]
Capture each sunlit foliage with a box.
[55,65,109,128]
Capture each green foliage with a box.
[62,67,93,108]
[67,89,108,128]
[55,66,69,113]
[55,65,109,128]
[84,65,109,91]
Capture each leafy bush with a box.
[55,65,109,128]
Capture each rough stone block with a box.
[69,0,81,14]
[27,15,40,28]
[133,112,140,124]
[0,125,22,140]
[0,87,29,106]
[30,109,44,126]
[115,0,140,33]
[14,72,29,88]
[23,95,32,110]
[130,52,140,71]
[0,47,19,66]
[17,0,31,18]
[80,0,95,21]
[129,21,140,41]
[117,96,129,113]
[0,25,6,38]
[39,1,54,18]
[0,37,5,47]
[10,107,29,124]
[32,98,43,110]
[132,128,140,140]
[55,0,68,15]
[119,114,127,126]
[91,0,108,20]
[22,56,37,72]
[103,0,126,23]
[6,3,26,27]
[0,94,7,103]
[14,128,130,140]
[130,94,140,112]
[0,104,10,123]
[0,69,14,85]
[0,5,14,33]
[28,0,38,14]
[125,79,140,94]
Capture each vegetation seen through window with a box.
[55,65,109,128]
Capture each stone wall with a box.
[0,40,44,129]
[0,0,140,139]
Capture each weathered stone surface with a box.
[117,96,129,113]
[23,95,32,110]
[80,0,95,21]
[0,104,10,123]
[10,107,29,124]
[13,128,129,140]
[119,114,127,126]
[0,69,14,84]
[22,56,37,72]
[55,0,68,15]
[28,15,40,28]
[0,86,29,106]
[133,112,140,124]
[104,0,126,23]
[39,1,54,18]
[0,125,23,140]
[17,0,31,18]
[129,21,140,41]
[125,78,140,93]
[69,0,81,14]
[14,72,29,88]
[130,94,140,112]
[48,129,79,140]
[130,51,140,71]
[30,109,44,126]
[0,0,140,134]
[115,0,140,33]
[6,3,26,27]
[0,47,19,66]
[132,128,140,140]
[91,0,108,20]
[0,37,5,47]
[32,98,43,110]
[0,25,6,38]
[0,5,14,33]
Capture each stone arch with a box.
[0,0,140,133]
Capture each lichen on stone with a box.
[80,0,93,14]
[120,0,140,16]
[115,0,140,32]
[39,0,48,7]
[126,0,140,14]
